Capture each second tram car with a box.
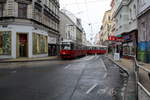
[86,45,107,55]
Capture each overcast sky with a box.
[60,0,111,43]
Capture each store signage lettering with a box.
[124,35,130,40]
[108,36,124,41]
[48,37,56,44]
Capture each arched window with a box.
[129,8,132,20]
[133,4,136,19]
[18,3,27,18]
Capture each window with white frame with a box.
[142,22,146,41]
[18,3,27,18]
[129,8,132,20]
[133,4,136,19]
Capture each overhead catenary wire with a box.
[60,0,102,44]
[61,0,101,6]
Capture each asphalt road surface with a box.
[0,55,124,100]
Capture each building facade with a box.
[59,11,76,42]
[59,10,83,45]
[99,10,112,45]
[137,0,150,63]
[0,0,60,58]
[113,0,138,58]
[94,32,101,45]
[82,30,87,46]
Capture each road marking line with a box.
[85,56,95,61]
[100,59,107,71]
[86,83,98,94]
[11,70,17,73]
[64,64,72,69]
[97,87,109,94]
[103,73,107,78]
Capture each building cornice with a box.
[137,6,150,18]
[0,17,59,34]
[113,0,132,18]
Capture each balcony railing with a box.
[133,56,150,100]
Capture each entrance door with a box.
[18,34,28,57]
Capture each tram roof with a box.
[86,45,107,47]
[61,40,74,43]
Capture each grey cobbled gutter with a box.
[105,56,129,100]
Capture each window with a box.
[0,33,2,48]
[108,16,111,21]
[50,2,52,10]
[120,14,122,19]
[142,22,147,41]
[33,33,48,54]
[129,8,132,20]
[18,3,27,18]
[0,31,11,55]
[133,5,136,19]
[34,3,42,22]
[0,4,3,17]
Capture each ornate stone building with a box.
[112,0,138,57]
[99,10,112,45]
[0,0,60,58]
[59,10,83,45]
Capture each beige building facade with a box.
[99,10,113,45]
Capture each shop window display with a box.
[33,33,48,54]
[0,31,11,55]
[123,42,135,56]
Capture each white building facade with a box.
[0,0,60,59]
[113,0,138,57]
[99,10,112,45]
[59,10,83,45]
[59,10,76,42]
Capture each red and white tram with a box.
[59,40,107,59]
[60,40,85,59]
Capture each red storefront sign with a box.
[108,36,116,41]
[19,34,27,44]
[108,36,124,42]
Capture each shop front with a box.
[0,25,48,59]
[122,30,137,58]
[48,37,59,56]
[108,35,123,55]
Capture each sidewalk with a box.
[0,56,59,63]
[107,54,137,100]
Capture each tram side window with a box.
[61,44,71,50]
[71,43,74,50]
